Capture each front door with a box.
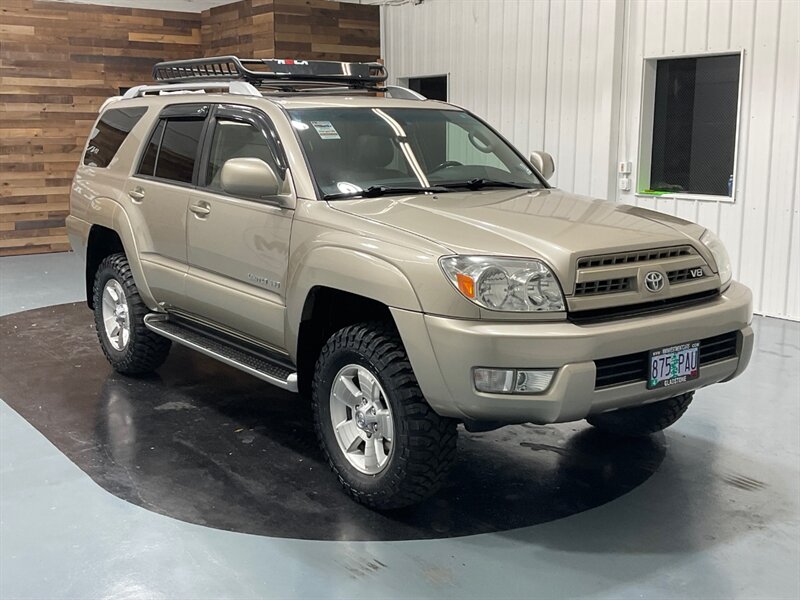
[182,105,293,351]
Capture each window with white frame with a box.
[638,53,742,199]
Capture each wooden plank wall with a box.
[0,0,380,257]
[0,0,201,256]
[201,0,380,62]
[0,0,200,255]
[202,0,255,58]
[272,0,380,62]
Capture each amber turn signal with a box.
[456,273,475,298]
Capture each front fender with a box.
[285,246,422,359]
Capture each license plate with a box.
[647,341,700,390]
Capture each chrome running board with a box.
[144,313,298,392]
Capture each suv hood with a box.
[329,188,706,289]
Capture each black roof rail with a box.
[152,56,388,91]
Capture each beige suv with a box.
[67,56,753,509]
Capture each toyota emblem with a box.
[644,271,665,293]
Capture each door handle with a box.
[128,187,145,202]
[189,202,211,217]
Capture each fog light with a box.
[514,369,555,393]
[474,368,515,393]
[473,368,555,394]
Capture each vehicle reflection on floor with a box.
[0,303,665,541]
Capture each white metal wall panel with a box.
[616,0,800,320]
[382,0,620,199]
[381,0,799,319]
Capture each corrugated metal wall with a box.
[382,0,800,320]
[616,0,799,320]
[383,0,621,199]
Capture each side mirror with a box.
[529,151,555,181]
[220,157,280,200]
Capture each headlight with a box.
[440,256,565,312]
[700,229,732,286]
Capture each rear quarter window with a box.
[136,116,205,185]
[83,107,147,168]
[138,120,164,177]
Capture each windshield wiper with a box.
[324,185,449,200]
[440,178,532,191]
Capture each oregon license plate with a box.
[647,341,700,389]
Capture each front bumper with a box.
[392,281,753,424]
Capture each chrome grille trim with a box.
[577,245,695,269]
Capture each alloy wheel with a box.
[101,279,130,351]
[329,364,394,475]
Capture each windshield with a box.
[287,107,544,199]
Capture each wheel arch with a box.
[82,198,155,309]
[286,247,422,395]
[294,286,396,398]
[85,225,124,308]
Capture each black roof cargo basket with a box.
[152,56,388,92]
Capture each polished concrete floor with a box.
[1,252,799,599]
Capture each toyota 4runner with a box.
[67,57,754,509]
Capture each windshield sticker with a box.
[311,121,341,140]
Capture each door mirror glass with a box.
[220,157,280,199]
[529,151,555,181]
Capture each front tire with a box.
[586,392,694,437]
[92,253,171,375]
[312,323,458,509]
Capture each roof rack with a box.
[152,56,388,92]
[115,57,424,101]
[122,81,261,99]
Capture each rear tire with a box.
[92,253,171,375]
[312,322,458,509]
[586,392,694,437]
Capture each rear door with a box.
[182,104,294,350]
[127,103,209,307]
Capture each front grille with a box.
[594,331,739,389]
[667,267,705,284]
[575,277,633,296]
[577,246,693,269]
[570,245,715,315]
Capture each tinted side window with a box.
[83,107,147,168]
[154,119,204,184]
[138,120,164,177]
